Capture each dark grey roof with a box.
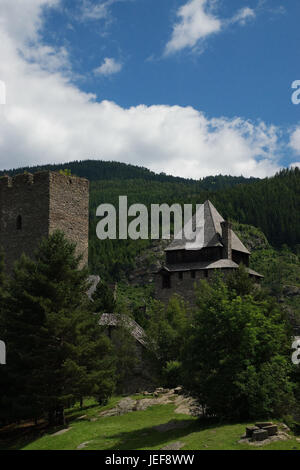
[160,259,239,272]
[165,200,250,255]
[99,313,148,347]
[159,261,263,278]
[246,268,264,278]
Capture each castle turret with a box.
[0,171,89,273]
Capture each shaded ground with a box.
[1,392,300,451]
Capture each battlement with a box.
[0,170,89,273]
[0,170,88,190]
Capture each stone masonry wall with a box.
[0,172,50,272]
[155,270,208,306]
[155,269,235,306]
[0,171,89,273]
[48,172,89,268]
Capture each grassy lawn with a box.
[1,396,300,451]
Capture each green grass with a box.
[1,396,300,451]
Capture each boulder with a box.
[246,426,260,438]
[264,425,278,437]
[255,422,273,428]
[252,429,268,441]
[283,285,300,297]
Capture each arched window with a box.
[16,215,22,230]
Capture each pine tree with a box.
[92,281,116,313]
[1,231,116,425]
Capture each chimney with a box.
[221,220,232,260]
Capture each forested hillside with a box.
[1,160,299,280]
[0,159,258,189]
[88,167,300,280]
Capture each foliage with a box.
[0,231,116,425]
[145,296,188,384]
[58,169,72,176]
[109,317,140,394]
[91,280,116,313]
[3,161,299,280]
[88,166,300,281]
[162,360,182,388]
[182,274,295,420]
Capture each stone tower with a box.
[0,171,89,273]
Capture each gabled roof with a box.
[99,313,148,347]
[165,200,250,255]
[158,262,263,278]
[159,259,240,272]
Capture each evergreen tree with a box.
[1,231,116,425]
[146,296,188,386]
[92,281,116,313]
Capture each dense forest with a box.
[0,159,259,188]
[1,161,299,431]
[1,160,299,281]
[88,166,300,281]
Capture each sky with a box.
[0,0,300,178]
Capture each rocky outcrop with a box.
[98,387,201,418]
[283,285,300,298]
[239,422,291,447]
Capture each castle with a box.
[155,200,263,305]
[0,171,89,272]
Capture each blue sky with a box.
[43,0,296,122]
[0,0,299,177]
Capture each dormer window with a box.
[16,215,22,230]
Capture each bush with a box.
[182,274,295,420]
[162,361,182,388]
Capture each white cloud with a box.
[289,128,300,154]
[94,57,122,76]
[0,0,59,45]
[81,0,111,21]
[165,0,256,55]
[80,0,133,22]
[230,7,256,26]
[289,162,300,169]
[0,0,283,178]
[165,0,221,55]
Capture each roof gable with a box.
[165,200,250,255]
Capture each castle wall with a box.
[155,269,235,306]
[155,270,208,306]
[0,172,50,272]
[48,172,89,268]
[0,171,89,273]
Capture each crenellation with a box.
[0,175,12,188]
[13,173,34,186]
[0,170,89,273]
